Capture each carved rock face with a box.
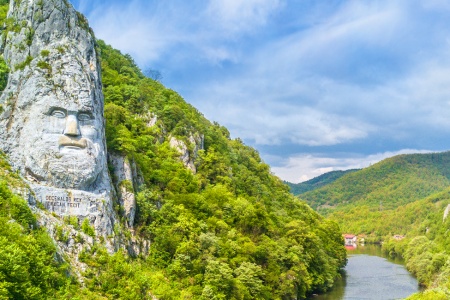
[0,0,108,191]
[0,0,117,246]
[22,105,103,189]
[19,57,105,189]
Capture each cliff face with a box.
[0,0,116,245]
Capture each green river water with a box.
[311,245,420,300]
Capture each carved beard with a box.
[25,139,104,190]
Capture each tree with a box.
[144,68,163,81]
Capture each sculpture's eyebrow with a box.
[46,106,67,115]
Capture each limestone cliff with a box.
[0,0,118,255]
[108,154,138,228]
[0,0,200,261]
[169,133,204,173]
[444,204,450,221]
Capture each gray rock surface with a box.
[169,134,204,173]
[109,154,137,228]
[0,0,116,239]
[444,204,450,221]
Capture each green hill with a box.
[329,185,450,298]
[300,151,450,213]
[286,169,359,195]
[327,186,449,237]
[294,151,450,298]
[327,183,450,299]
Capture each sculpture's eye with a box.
[78,113,92,121]
[51,110,66,118]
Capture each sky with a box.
[69,0,450,183]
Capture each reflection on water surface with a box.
[312,245,419,300]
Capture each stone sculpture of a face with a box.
[0,0,108,192]
[0,0,117,239]
[22,96,102,189]
[17,56,105,190]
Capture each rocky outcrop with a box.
[109,154,139,228]
[146,112,158,127]
[144,110,204,171]
[0,0,116,245]
[169,134,204,172]
[444,204,450,221]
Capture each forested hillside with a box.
[338,186,450,299]
[0,1,347,299]
[301,152,450,213]
[93,40,347,299]
[327,186,449,239]
[293,151,450,299]
[286,169,359,195]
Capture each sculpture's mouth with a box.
[59,136,87,149]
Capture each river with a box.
[311,245,420,300]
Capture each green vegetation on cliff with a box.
[380,189,450,299]
[0,154,72,299]
[91,40,347,299]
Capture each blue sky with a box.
[70,0,450,183]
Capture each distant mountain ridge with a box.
[286,169,360,195]
[299,151,450,213]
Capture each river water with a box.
[312,245,420,300]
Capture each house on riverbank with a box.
[344,234,357,245]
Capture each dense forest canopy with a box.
[0,153,73,299]
[95,39,347,299]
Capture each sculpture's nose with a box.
[63,115,80,136]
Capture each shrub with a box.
[40,49,50,57]
[81,218,95,237]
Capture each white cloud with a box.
[206,0,282,34]
[80,1,184,65]
[200,96,372,146]
[190,0,450,147]
[76,0,282,66]
[247,1,407,77]
[271,149,435,183]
